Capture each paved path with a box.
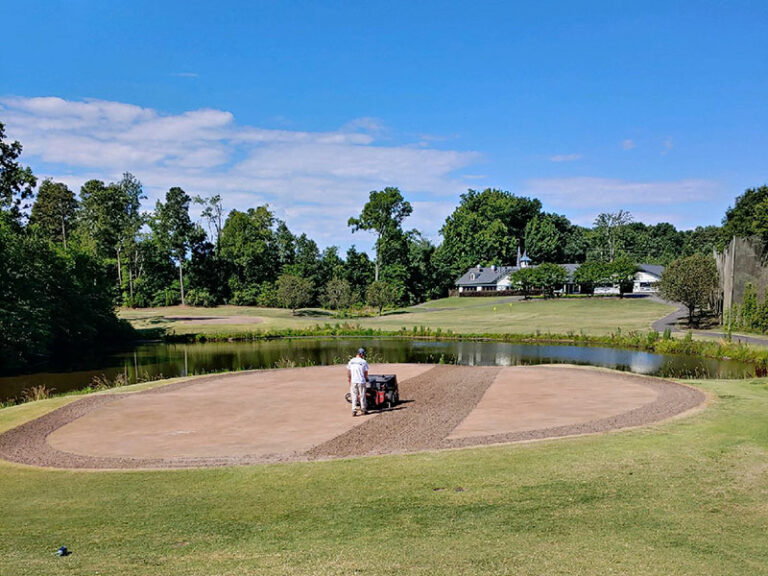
[649,296,768,346]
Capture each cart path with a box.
[306,365,502,459]
[650,296,768,346]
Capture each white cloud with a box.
[549,153,582,163]
[622,139,636,150]
[0,96,479,251]
[523,176,720,227]
[662,138,673,155]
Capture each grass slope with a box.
[1,377,767,575]
[121,297,674,337]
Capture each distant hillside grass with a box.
[121,296,674,337]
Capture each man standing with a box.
[347,348,369,416]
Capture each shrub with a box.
[257,282,279,307]
[230,286,261,306]
[152,285,181,307]
[21,385,53,402]
[186,288,217,307]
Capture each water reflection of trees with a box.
[0,339,754,403]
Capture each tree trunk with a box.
[128,266,134,307]
[116,249,122,287]
[179,262,186,306]
[61,218,67,250]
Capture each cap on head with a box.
[357,348,366,357]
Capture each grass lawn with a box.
[1,375,768,575]
[121,296,674,337]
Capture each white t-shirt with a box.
[347,356,369,384]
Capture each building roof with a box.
[456,265,518,286]
[455,262,665,288]
[561,263,580,282]
[637,263,664,278]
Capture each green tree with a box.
[523,213,581,263]
[318,246,345,290]
[573,260,611,295]
[343,246,375,300]
[511,267,537,299]
[659,254,719,326]
[220,206,277,299]
[405,231,439,303]
[562,224,589,263]
[29,179,78,248]
[79,173,145,297]
[366,280,400,316]
[321,277,354,311]
[608,254,638,297]
[153,187,196,306]
[273,220,296,271]
[524,214,559,263]
[0,215,133,372]
[128,233,177,307]
[277,274,313,315]
[348,187,412,281]
[193,194,224,254]
[0,122,36,224]
[437,188,542,280]
[721,185,768,243]
[0,129,133,373]
[621,222,683,265]
[285,233,321,301]
[681,225,721,257]
[530,263,568,298]
[591,210,633,262]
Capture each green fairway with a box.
[1,376,767,575]
[121,296,674,337]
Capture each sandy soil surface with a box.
[0,364,705,470]
[165,315,263,325]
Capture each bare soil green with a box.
[1,376,767,575]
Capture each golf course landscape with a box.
[121,295,675,337]
[2,298,768,575]
[4,4,768,574]
[1,374,767,574]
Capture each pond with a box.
[0,337,754,403]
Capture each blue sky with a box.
[1,0,767,252]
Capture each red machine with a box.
[345,374,399,411]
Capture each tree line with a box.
[3,121,764,368]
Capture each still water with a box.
[0,338,754,402]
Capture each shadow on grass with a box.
[381,309,410,316]
[294,309,335,317]
[134,327,168,340]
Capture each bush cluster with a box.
[725,283,768,334]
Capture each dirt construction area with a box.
[0,364,705,470]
